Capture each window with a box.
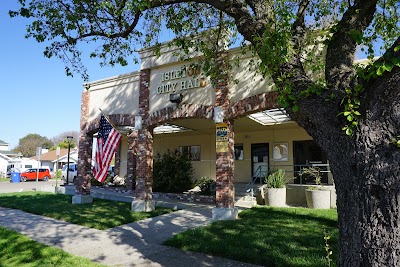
[179,145,201,161]
[234,144,244,160]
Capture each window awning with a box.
[247,108,291,125]
[153,123,192,134]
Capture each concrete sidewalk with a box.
[0,203,260,267]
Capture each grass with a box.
[0,177,9,182]
[0,226,106,267]
[0,192,172,230]
[164,206,338,267]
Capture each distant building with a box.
[31,148,78,172]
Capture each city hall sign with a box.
[156,66,207,94]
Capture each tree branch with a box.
[244,0,274,22]
[146,0,263,43]
[325,0,378,89]
[291,0,309,53]
[73,11,141,41]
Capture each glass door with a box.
[251,143,269,182]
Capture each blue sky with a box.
[0,2,138,149]
[1,2,379,149]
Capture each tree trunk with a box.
[303,68,400,266]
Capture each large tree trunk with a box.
[300,67,400,266]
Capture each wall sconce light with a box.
[135,115,142,130]
[213,106,225,123]
[169,93,183,104]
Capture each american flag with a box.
[93,114,122,183]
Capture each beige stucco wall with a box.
[118,136,128,178]
[115,124,334,186]
[149,63,214,113]
[151,122,331,184]
[86,72,140,122]
[230,55,275,102]
[234,125,311,183]
[153,131,216,181]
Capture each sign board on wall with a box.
[216,123,229,153]
[156,65,208,94]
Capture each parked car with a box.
[19,168,51,182]
[61,163,78,184]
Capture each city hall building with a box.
[75,43,335,219]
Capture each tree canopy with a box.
[13,133,53,157]
[50,131,79,149]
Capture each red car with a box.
[19,168,51,182]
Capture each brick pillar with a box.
[126,131,138,191]
[131,68,155,211]
[135,128,153,200]
[212,52,238,220]
[74,90,94,204]
[215,120,235,208]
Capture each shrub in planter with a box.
[91,175,111,186]
[195,177,216,195]
[153,149,194,193]
[300,167,331,209]
[264,169,290,207]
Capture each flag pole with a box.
[99,109,122,134]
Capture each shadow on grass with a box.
[0,192,171,230]
[164,206,338,267]
[0,192,245,267]
[0,227,106,267]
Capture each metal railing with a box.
[244,163,332,200]
[245,165,267,200]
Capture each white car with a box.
[61,164,78,184]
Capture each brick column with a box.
[212,52,238,220]
[126,131,138,191]
[215,120,235,208]
[74,90,94,204]
[131,69,155,211]
[135,128,153,199]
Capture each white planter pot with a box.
[305,189,331,209]
[264,188,286,207]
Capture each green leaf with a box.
[383,63,393,72]
[346,127,353,136]
[292,105,299,112]
[376,66,384,76]
[347,115,353,121]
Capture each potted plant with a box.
[300,167,331,209]
[264,169,289,207]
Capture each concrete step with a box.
[235,195,257,208]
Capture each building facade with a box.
[76,44,334,219]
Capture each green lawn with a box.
[0,226,106,267]
[164,207,338,267]
[0,177,9,182]
[0,192,172,230]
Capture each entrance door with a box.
[293,140,328,184]
[251,143,269,182]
